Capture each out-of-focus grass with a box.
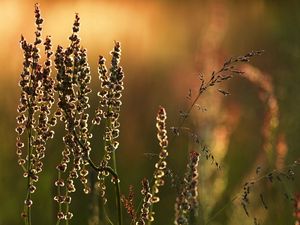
[1,1,300,225]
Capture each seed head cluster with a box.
[16,3,55,218]
[53,13,93,221]
[121,185,137,222]
[92,41,124,198]
[94,41,124,159]
[174,151,200,225]
[136,179,152,225]
[16,5,276,225]
[147,106,169,221]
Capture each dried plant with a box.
[15,4,299,225]
[136,179,152,225]
[121,185,137,223]
[239,161,300,221]
[146,106,169,221]
[170,50,264,172]
[53,11,123,225]
[174,151,200,225]
[16,4,55,224]
[53,12,94,222]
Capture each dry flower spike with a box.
[16,4,55,223]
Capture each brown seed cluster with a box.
[174,151,200,225]
[147,106,169,220]
[136,179,152,225]
[16,3,55,217]
[121,185,137,223]
[92,41,124,197]
[17,5,276,225]
[53,13,92,221]
[94,41,124,156]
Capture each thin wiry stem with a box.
[204,161,299,224]
[55,171,62,225]
[88,157,122,225]
[72,131,122,225]
[26,129,32,225]
[171,51,264,139]
[147,106,168,225]
[107,103,123,225]
[25,51,35,225]
[204,195,238,225]
[146,51,263,225]
[112,150,122,225]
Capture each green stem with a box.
[65,203,69,225]
[204,162,299,224]
[89,157,122,225]
[26,125,33,225]
[204,195,238,225]
[147,159,163,225]
[72,131,122,225]
[107,103,123,225]
[112,150,122,225]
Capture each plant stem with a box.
[112,150,122,225]
[88,157,122,225]
[108,102,123,225]
[72,131,122,225]
[204,162,299,224]
[26,123,33,225]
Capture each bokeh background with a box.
[1,0,300,224]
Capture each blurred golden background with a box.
[1,0,300,224]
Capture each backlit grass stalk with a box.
[171,50,264,138]
[16,4,55,224]
[174,151,200,225]
[136,179,152,225]
[204,160,300,224]
[147,106,169,225]
[53,12,123,225]
[93,41,124,225]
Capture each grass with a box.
[15,4,300,225]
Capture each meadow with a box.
[0,1,300,225]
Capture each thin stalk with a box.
[72,131,122,225]
[146,59,253,224]
[112,139,122,225]
[26,117,33,225]
[104,207,115,225]
[204,162,299,224]
[24,30,41,225]
[204,195,238,225]
[65,201,69,225]
[146,95,200,225]
[108,103,122,225]
[114,169,122,225]
[24,205,29,225]
[98,193,105,224]
[112,149,122,225]
[88,157,122,225]
[58,171,62,212]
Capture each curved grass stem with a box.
[88,157,122,225]
[72,131,122,225]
